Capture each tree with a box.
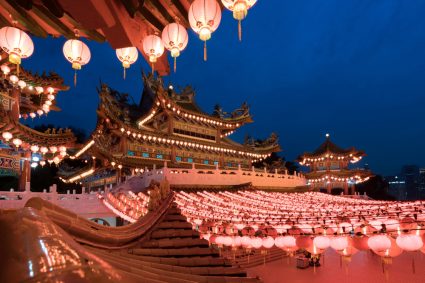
[355,175,395,200]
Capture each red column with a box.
[11,87,20,121]
[19,151,31,191]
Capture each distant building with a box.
[401,165,420,200]
[386,175,406,200]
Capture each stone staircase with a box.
[82,203,261,282]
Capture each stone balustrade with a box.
[0,183,114,218]
[134,163,306,188]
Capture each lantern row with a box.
[1,131,68,167]
[117,127,271,161]
[0,0,258,83]
[1,64,57,118]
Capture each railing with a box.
[0,183,113,218]
[133,163,306,188]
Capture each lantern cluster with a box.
[0,131,68,166]
[1,64,58,118]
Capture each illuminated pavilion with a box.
[298,134,373,194]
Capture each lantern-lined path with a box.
[247,249,425,283]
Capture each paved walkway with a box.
[247,249,425,283]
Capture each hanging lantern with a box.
[35,86,44,94]
[17,80,26,89]
[1,64,10,76]
[0,26,34,75]
[116,47,138,79]
[29,112,36,119]
[188,0,222,61]
[47,94,55,101]
[36,109,44,116]
[161,23,189,72]
[40,147,48,155]
[12,138,22,148]
[30,145,39,153]
[9,75,18,84]
[40,160,46,167]
[221,0,257,41]
[62,39,91,86]
[2,132,13,142]
[142,34,164,74]
[42,104,50,113]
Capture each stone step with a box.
[140,237,209,249]
[131,247,220,257]
[150,229,200,239]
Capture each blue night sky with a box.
[22,0,425,176]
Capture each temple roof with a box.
[298,134,365,160]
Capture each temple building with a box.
[297,134,373,194]
[67,73,280,186]
[0,51,75,190]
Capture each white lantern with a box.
[9,75,18,84]
[142,34,164,74]
[63,39,91,86]
[30,145,39,153]
[1,64,10,75]
[189,0,222,61]
[35,86,44,94]
[116,47,138,79]
[12,138,22,148]
[0,26,34,74]
[2,132,13,142]
[17,80,26,89]
[162,23,189,72]
[40,147,48,154]
[29,112,36,119]
[36,109,43,116]
[221,0,257,41]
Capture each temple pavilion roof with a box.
[298,134,365,162]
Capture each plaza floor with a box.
[247,249,425,283]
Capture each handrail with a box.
[25,193,175,249]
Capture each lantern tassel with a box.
[123,67,126,80]
[174,57,177,73]
[204,41,207,61]
[74,70,77,87]
[238,20,242,42]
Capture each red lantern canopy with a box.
[162,23,189,72]
[221,0,257,41]
[188,0,222,61]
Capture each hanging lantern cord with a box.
[238,20,242,42]
[74,69,77,87]
[204,41,207,61]
[174,57,177,73]
[123,67,126,80]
